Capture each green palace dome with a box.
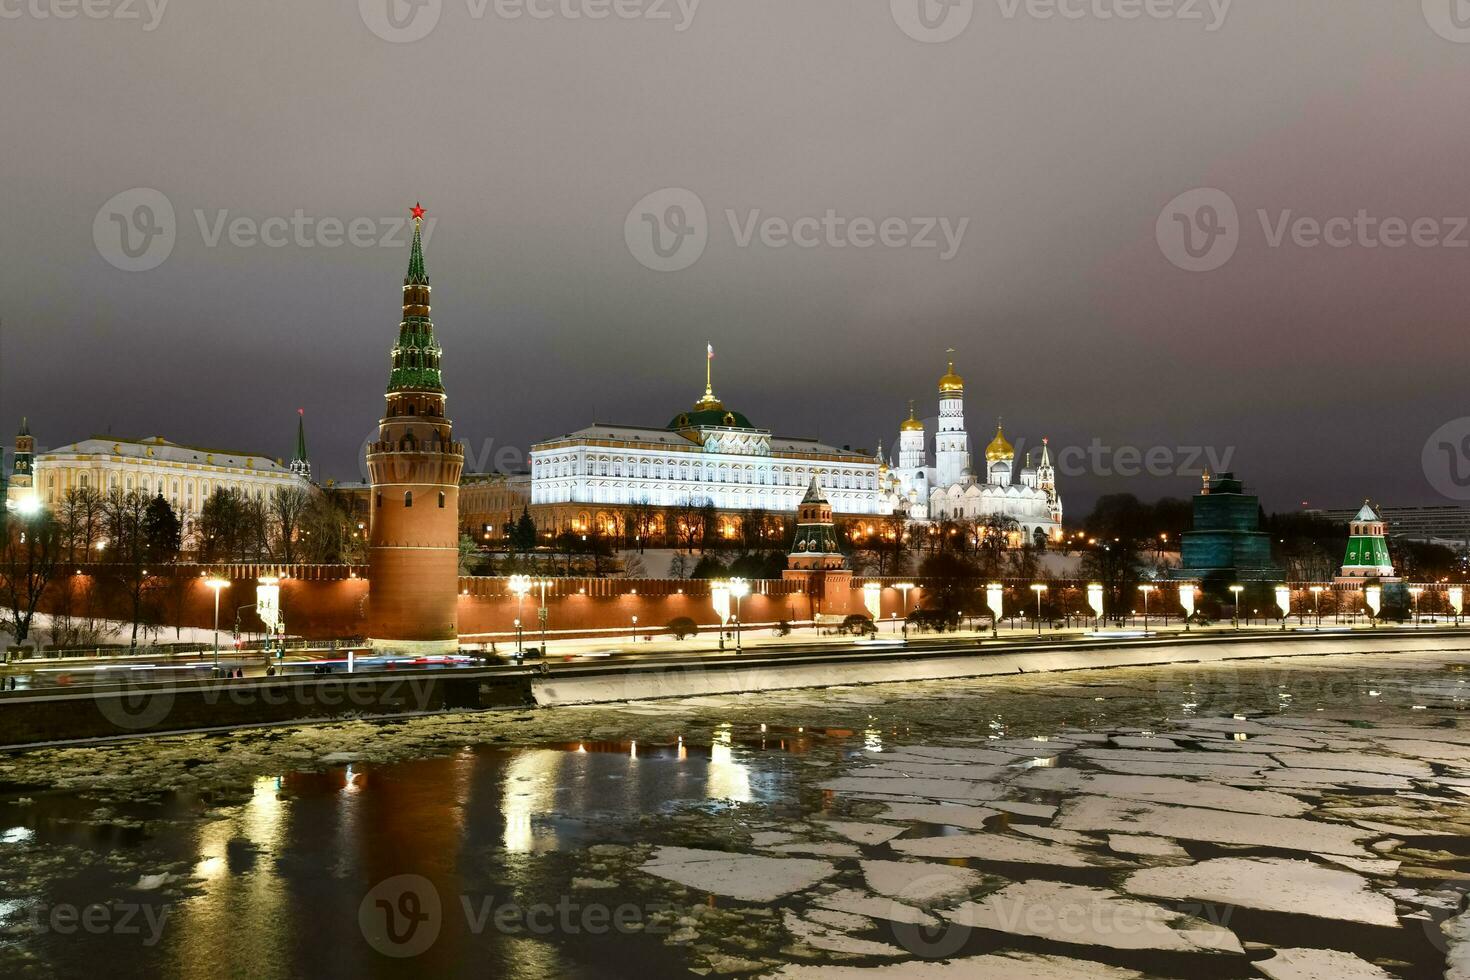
[668,344,753,430]
[668,407,754,431]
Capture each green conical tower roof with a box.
[405,204,429,287]
[387,204,444,393]
[294,410,308,463]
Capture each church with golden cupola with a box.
[883,353,1064,547]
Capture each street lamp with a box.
[205,577,229,672]
[1229,585,1244,631]
[894,582,915,633]
[863,582,882,637]
[1274,585,1291,631]
[1030,584,1047,636]
[1086,583,1104,631]
[1365,585,1382,628]
[1137,584,1155,634]
[729,578,750,654]
[1409,586,1424,628]
[536,578,551,654]
[631,614,639,644]
[986,583,1004,637]
[1178,583,1196,632]
[508,574,531,655]
[711,581,731,651]
[1309,585,1325,631]
[1450,586,1464,627]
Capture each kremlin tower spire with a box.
[290,409,311,481]
[365,203,465,654]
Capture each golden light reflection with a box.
[706,724,752,802]
[863,726,883,753]
[502,750,566,854]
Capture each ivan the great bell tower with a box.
[366,204,465,654]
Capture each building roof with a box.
[1353,501,1381,523]
[668,407,754,430]
[41,436,293,474]
[938,356,964,394]
[984,422,1014,462]
[534,423,869,460]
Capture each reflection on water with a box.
[0,731,791,980]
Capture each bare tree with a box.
[103,488,164,648]
[57,486,104,562]
[270,485,312,564]
[0,508,63,649]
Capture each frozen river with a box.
[2,649,1469,978]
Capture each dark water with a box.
[0,738,802,980]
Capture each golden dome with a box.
[900,400,924,431]
[938,357,964,394]
[985,421,1014,462]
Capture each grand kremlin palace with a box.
[528,362,885,537]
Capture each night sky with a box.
[2,2,1467,515]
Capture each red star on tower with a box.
[410,202,426,222]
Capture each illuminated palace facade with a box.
[529,352,886,537]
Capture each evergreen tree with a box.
[142,493,181,565]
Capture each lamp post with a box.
[894,582,914,634]
[1450,586,1464,627]
[1030,584,1047,636]
[863,582,882,635]
[729,578,750,654]
[1136,584,1155,634]
[205,577,229,673]
[537,577,551,653]
[1409,586,1424,629]
[711,581,731,651]
[1178,583,1196,632]
[508,574,531,655]
[1365,585,1381,628]
[1229,585,1244,631]
[1309,585,1324,631]
[631,615,638,644]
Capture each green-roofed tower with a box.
[290,409,311,481]
[365,203,465,655]
[388,204,443,392]
[1339,500,1395,579]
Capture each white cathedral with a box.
[879,355,1063,547]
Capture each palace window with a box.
[405,491,413,508]
[439,491,446,508]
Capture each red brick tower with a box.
[366,204,465,654]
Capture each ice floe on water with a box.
[1124,857,1400,926]
[640,847,837,901]
[1253,946,1395,980]
[948,880,1243,954]
[8,649,1470,978]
